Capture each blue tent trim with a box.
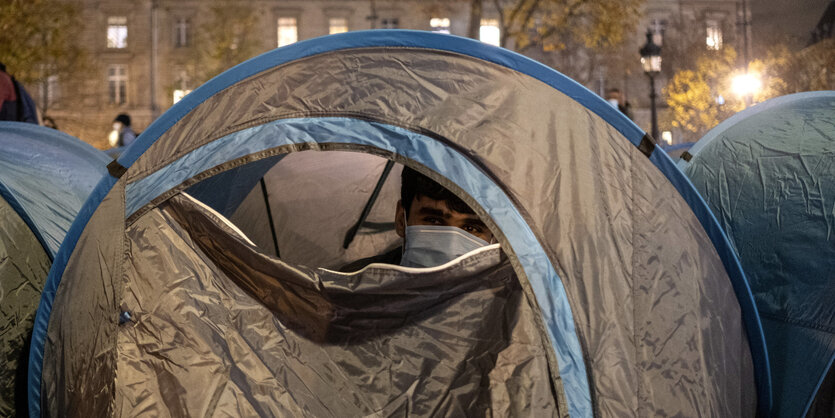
[117,30,645,169]
[679,90,835,417]
[805,357,835,416]
[650,148,771,415]
[28,174,119,418]
[122,116,594,416]
[659,141,696,152]
[185,154,285,218]
[29,31,771,416]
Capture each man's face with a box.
[395,195,493,243]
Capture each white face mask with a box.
[607,98,620,108]
[401,225,490,268]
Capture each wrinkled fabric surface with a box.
[682,92,835,417]
[118,46,757,416]
[40,180,126,418]
[39,43,760,417]
[0,197,50,416]
[112,193,560,417]
[0,122,110,257]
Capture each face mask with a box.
[401,225,490,268]
[607,98,620,108]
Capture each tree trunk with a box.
[468,0,483,40]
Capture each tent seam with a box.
[759,312,835,334]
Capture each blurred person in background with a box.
[109,113,137,147]
[0,62,39,124]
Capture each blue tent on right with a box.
[678,91,835,417]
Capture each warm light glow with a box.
[430,17,450,34]
[479,19,500,46]
[108,129,120,147]
[107,16,128,49]
[329,17,348,35]
[173,89,192,104]
[661,131,673,145]
[277,17,298,47]
[641,56,662,73]
[706,21,723,50]
[731,73,761,97]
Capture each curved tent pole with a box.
[342,160,394,249]
[27,31,772,418]
[259,177,280,257]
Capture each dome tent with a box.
[0,122,109,416]
[29,31,770,417]
[678,91,835,418]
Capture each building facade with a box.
[41,0,749,147]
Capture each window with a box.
[479,19,500,46]
[173,89,191,104]
[108,64,127,105]
[39,75,59,107]
[706,20,722,50]
[430,17,450,34]
[329,17,348,34]
[380,18,399,29]
[650,18,667,46]
[277,17,298,47]
[172,70,191,105]
[174,17,189,47]
[107,16,128,49]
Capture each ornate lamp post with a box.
[639,30,662,140]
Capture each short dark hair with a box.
[400,166,473,215]
[114,113,131,126]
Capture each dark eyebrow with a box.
[417,207,448,217]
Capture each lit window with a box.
[430,17,450,34]
[172,89,192,104]
[108,64,127,105]
[479,19,500,46]
[172,70,191,104]
[107,16,128,49]
[380,18,399,29]
[329,17,348,34]
[277,17,298,47]
[661,131,673,145]
[174,18,189,47]
[706,20,722,50]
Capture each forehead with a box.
[409,195,477,220]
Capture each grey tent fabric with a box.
[228,151,402,269]
[41,180,126,417]
[34,34,763,418]
[0,197,51,416]
[110,193,560,416]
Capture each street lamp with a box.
[731,72,761,106]
[639,29,662,141]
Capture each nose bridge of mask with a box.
[401,224,490,268]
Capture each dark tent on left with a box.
[0,122,109,415]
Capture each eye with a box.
[462,224,484,234]
[423,216,444,225]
